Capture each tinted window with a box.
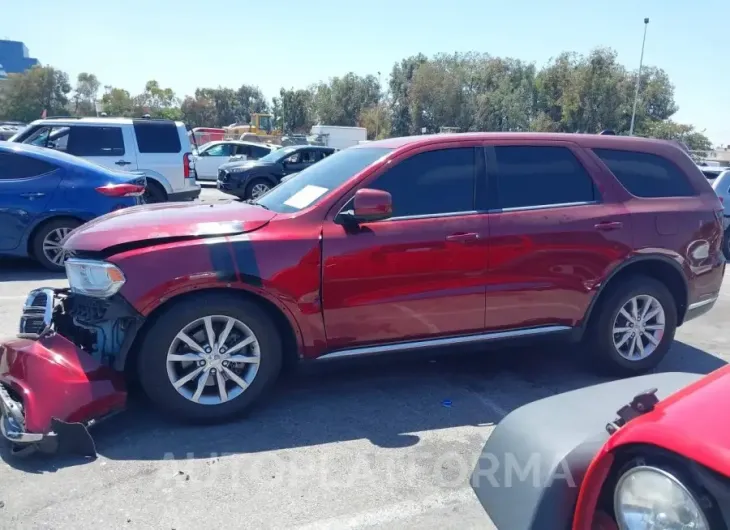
[0,153,57,179]
[256,147,392,214]
[594,149,695,198]
[234,145,252,156]
[492,146,595,209]
[250,145,270,158]
[133,121,182,153]
[300,150,318,164]
[369,148,475,218]
[67,126,125,157]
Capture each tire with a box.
[584,275,677,376]
[137,293,283,423]
[31,218,82,271]
[143,180,167,203]
[723,229,730,261]
[245,179,272,201]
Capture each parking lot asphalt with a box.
[0,185,728,529]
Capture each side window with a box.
[594,149,695,198]
[301,150,318,164]
[251,146,270,159]
[22,126,70,151]
[133,121,182,153]
[234,145,252,157]
[205,144,232,157]
[66,126,125,157]
[285,152,301,164]
[0,153,57,179]
[492,146,596,209]
[368,147,475,218]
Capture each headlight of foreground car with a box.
[65,258,126,298]
[227,166,250,174]
[614,465,710,530]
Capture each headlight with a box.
[614,465,710,530]
[227,166,249,173]
[65,258,126,298]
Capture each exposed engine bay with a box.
[20,288,144,368]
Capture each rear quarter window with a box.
[0,152,57,179]
[593,149,695,198]
[133,121,182,154]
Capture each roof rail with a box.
[45,116,82,120]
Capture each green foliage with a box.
[0,65,71,122]
[0,49,713,150]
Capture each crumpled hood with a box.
[64,201,276,252]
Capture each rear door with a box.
[483,142,633,331]
[131,120,184,189]
[0,152,61,250]
[321,145,489,351]
[195,142,234,179]
[65,125,131,171]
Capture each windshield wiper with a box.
[245,199,270,210]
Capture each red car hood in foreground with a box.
[64,201,276,252]
[604,363,730,476]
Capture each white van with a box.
[10,117,200,203]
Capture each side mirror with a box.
[338,188,393,224]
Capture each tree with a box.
[358,102,390,140]
[388,54,428,136]
[180,94,217,128]
[0,65,71,122]
[101,86,134,117]
[235,84,269,124]
[312,73,379,126]
[641,120,713,160]
[133,80,180,119]
[278,88,313,133]
[72,72,100,116]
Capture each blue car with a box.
[0,142,146,271]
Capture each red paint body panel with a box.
[64,201,276,252]
[0,335,126,433]
[573,364,730,530]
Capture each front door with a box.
[321,146,489,351]
[0,152,60,251]
[65,125,131,172]
[482,142,634,331]
[195,143,235,179]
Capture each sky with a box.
[3,0,729,145]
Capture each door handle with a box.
[595,221,623,231]
[19,192,46,199]
[446,232,480,243]
[115,160,132,166]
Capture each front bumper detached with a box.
[0,288,127,457]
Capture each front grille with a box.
[18,288,55,337]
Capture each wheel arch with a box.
[247,173,279,189]
[579,255,689,337]
[26,214,87,258]
[119,286,301,377]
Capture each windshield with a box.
[255,147,392,213]
[258,146,298,164]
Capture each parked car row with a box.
[0,132,724,459]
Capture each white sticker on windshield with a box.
[283,185,329,209]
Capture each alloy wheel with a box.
[166,315,261,405]
[612,295,666,361]
[250,183,270,199]
[42,227,73,266]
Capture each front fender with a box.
[470,372,701,530]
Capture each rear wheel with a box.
[137,293,283,422]
[585,275,677,376]
[245,179,272,201]
[143,180,167,203]
[31,218,81,271]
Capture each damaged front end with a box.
[0,287,141,457]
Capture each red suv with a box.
[0,133,725,454]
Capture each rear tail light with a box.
[184,152,193,178]
[96,183,146,197]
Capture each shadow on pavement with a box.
[2,337,724,473]
[0,257,65,282]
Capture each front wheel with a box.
[245,179,272,201]
[31,218,81,271]
[137,294,283,422]
[585,275,677,376]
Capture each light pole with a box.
[629,17,650,136]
